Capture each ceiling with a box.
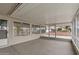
[0,3,18,15]
[0,3,79,25]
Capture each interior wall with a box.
[0,15,41,47]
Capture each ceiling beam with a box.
[8,3,22,16]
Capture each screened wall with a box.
[72,12,79,48]
[41,23,72,39]
[40,26,46,34]
[0,19,7,46]
[32,25,40,34]
[0,20,7,39]
[14,22,30,36]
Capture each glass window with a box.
[49,25,55,38]
[14,22,30,36]
[40,26,46,33]
[32,25,40,34]
[22,23,30,36]
[56,24,71,39]
[41,25,50,37]
[40,25,49,37]
[0,20,7,39]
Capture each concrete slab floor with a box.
[0,38,76,55]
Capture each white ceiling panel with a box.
[11,3,79,25]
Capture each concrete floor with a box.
[0,38,76,55]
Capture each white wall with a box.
[0,15,41,47]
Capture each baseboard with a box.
[71,40,79,55]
